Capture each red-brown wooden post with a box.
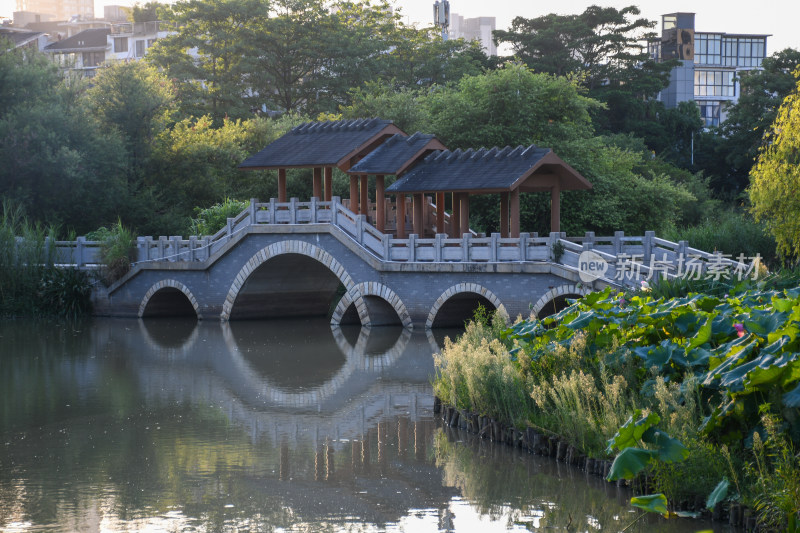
[313,167,322,200]
[278,168,287,203]
[360,174,369,220]
[349,175,359,213]
[436,192,445,234]
[375,175,385,232]
[459,193,470,236]
[510,188,520,238]
[451,192,461,237]
[396,194,406,238]
[412,193,424,236]
[324,167,333,201]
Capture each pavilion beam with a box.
[313,167,323,200]
[510,188,520,238]
[500,192,509,238]
[551,183,561,233]
[349,175,359,214]
[459,193,470,237]
[412,193,424,236]
[451,192,461,237]
[375,175,385,233]
[360,175,369,221]
[396,194,406,239]
[436,192,446,234]
[278,168,287,203]
[324,167,333,201]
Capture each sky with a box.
[3,0,799,54]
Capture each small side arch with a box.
[220,240,363,322]
[332,282,412,329]
[532,283,592,319]
[139,279,202,319]
[426,283,503,329]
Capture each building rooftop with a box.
[0,27,43,47]
[44,27,109,51]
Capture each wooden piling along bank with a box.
[433,396,759,530]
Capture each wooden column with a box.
[451,192,461,237]
[324,166,333,201]
[436,192,446,234]
[313,167,322,200]
[349,175,359,213]
[550,183,561,233]
[412,193,424,236]
[278,168,287,203]
[500,192,509,238]
[376,175,385,232]
[360,175,369,221]
[459,193,470,237]
[396,194,406,238]
[510,188,520,238]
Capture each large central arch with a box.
[220,240,367,322]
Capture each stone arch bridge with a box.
[58,198,738,329]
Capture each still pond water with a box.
[0,318,722,532]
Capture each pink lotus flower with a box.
[734,323,745,338]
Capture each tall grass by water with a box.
[433,282,800,528]
[0,201,91,317]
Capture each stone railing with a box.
[49,198,754,285]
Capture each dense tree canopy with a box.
[749,73,800,258]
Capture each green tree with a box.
[85,61,176,168]
[748,74,800,259]
[717,48,800,193]
[0,45,127,234]
[147,0,266,121]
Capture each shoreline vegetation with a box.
[432,276,800,531]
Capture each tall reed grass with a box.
[0,201,91,317]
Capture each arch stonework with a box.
[138,279,202,319]
[531,283,592,317]
[220,240,365,323]
[331,282,413,329]
[425,283,503,329]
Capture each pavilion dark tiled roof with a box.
[348,132,444,175]
[386,144,591,194]
[238,118,402,170]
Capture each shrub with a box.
[189,198,249,236]
[95,219,137,284]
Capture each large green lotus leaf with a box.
[633,341,687,369]
[641,427,689,462]
[674,311,702,335]
[705,336,758,384]
[744,310,791,338]
[706,478,729,510]
[782,381,800,407]
[696,296,722,312]
[771,296,796,313]
[686,347,713,368]
[688,316,713,350]
[630,493,669,517]
[606,410,660,453]
[744,353,798,388]
[607,447,658,481]
[767,323,799,345]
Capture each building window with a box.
[698,101,722,127]
[114,37,128,53]
[737,37,766,67]
[695,70,735,97]
[135,39,145,58]
[81,52,104,67]
[695,33,722,65]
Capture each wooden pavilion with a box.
[238,118,592,238]
[238,118,404,202]
[382,145,592,237]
